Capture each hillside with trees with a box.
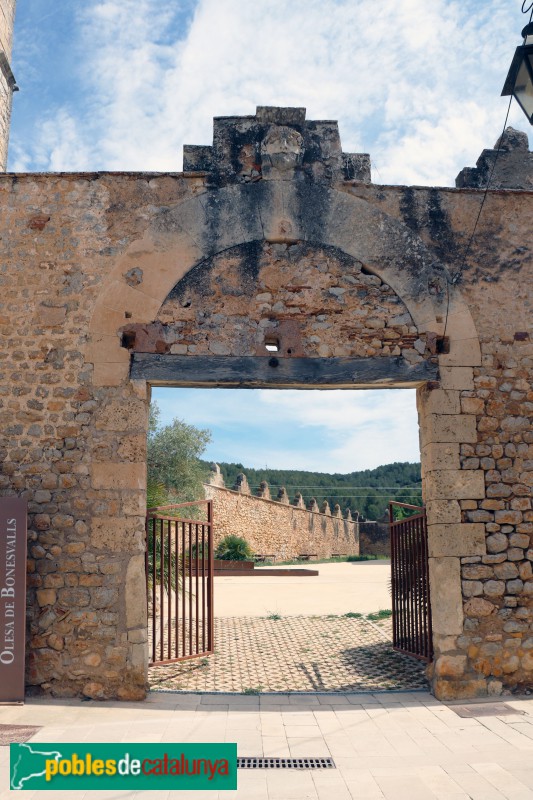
[147,402,422,520]
[203,461,422,520]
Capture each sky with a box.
[8,0,531,473]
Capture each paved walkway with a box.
[1,692,533,799]
[214,561,392,617]
[149,615,428,693]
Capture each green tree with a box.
[147,402,212,503]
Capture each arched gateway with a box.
[1,107,531,701]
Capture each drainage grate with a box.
[238,757,335,770]
[0,724,41,745]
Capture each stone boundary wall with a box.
[203,472,359,560]
[359,518,390,558]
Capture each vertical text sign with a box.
[0,499,27,702]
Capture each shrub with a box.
[215,534,254,561]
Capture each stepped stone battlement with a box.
[205,465,359,560]
[183,105,371,187]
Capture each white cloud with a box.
[153,388,420,472]
[13,0,532,184]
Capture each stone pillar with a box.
[208,463,225,487]
[293,492,305,508]
[0,0,17,171]
[233,473,251,494]
[256,480,271,500]
[418,369,489,700]
[277,486,290,504]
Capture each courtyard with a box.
[148,561,428,694]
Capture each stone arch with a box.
[87,183,480,384]
[84,182,485,700]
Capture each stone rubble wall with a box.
[0,173,164,700]
[0,108,530,701]
[204,477,359,561]
[359,519,390,558]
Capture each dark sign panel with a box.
[0,499,27,703]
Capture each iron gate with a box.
[146,500,214,665]
[389,501,433,662]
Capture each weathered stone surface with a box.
[462,565,493,580]
[456,127,533,190]
[0,106,530,703]
[91,518,144,553]
[486,533,508,554]
[425,471,485,501]
[493,563,519,580]
[428,523,485,558]
[205,482,358,560]
[126,555,147,630]
[483,581,505,597]
[462,581,483,597]
[435,655,467,678]
[429,558,463,635]
[464,598,496,617]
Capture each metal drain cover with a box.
[450,703,525,718]
[238,757,335,770]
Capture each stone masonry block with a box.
[115,235,203,302]
[89,305,133,337]
[91,518,144,553]
[126,555,147,630]
[428,523,486,558]
[92,462,146,491]
[421,414,477,444]
[100,281,162,319]
[438,367,474,390]
[421,443,460,474]
[93,362,129,387]
[95,399,147,432]
[425,470,485,501]
[429,557,464,636]
[438,338,482,367]
[426,499,462,525]
[416,388,460,416]
[84,333,129,366]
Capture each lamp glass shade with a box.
[502,45,533,124]
[514,54,533,122]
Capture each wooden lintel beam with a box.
[130,353,438,388]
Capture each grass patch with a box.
[366,609,393,621]
[343,612,364,619]
[266,612,282,621]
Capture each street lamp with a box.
[502,22,533,124]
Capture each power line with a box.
[247,485,422,490]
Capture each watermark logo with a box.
[10,743,237,791]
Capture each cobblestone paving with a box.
[149,615,428,693]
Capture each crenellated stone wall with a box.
[0,106,531,700]
[203,468,358,560]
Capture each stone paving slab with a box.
[1,692,533,799]
[149,615,428,693]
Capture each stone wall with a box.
[203,470,358,560]
[0,0,16,171]
[359,516,390,558]
[0,106,531,700]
